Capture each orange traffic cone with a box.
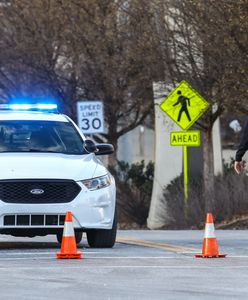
[56,211,82,259]
[195,213,226,258]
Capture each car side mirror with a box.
[83,139,98,153]
[95,143,114,155]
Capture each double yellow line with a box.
[117,237,200,253]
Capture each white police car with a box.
[0,104,116,247]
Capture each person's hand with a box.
[234,161,244,175]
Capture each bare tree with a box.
[60,0,161,163]
[0,0,160,166]
[0,0,79,115]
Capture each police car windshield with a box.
[0,120,86,154]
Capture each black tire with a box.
[56,231,63,244]
[75,231,83,244]
[56,231,83,244]
[86,209,117,248]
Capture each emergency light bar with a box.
[0,103,58,112]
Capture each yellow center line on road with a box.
[118,239,183,253]
[117,237,200,253]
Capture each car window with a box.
[0,120,86,154]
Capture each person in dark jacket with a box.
[234,119,248,174]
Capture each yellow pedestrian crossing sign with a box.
[160,81,209,130]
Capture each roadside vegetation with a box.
[164,160,248,229]
[112,160,154,228]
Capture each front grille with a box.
[0,179,81,203]
[4,214,65,226]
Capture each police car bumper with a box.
[0,183,116,231]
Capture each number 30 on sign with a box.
[77,101,104,134]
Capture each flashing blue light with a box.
[9,104,32,110]
[0,103,58,112]
[36,104,57,110]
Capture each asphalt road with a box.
[0,230,248,300]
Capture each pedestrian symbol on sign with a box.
[160,81,209,130]
[173,90,191,122]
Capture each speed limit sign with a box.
[77,101,104,134]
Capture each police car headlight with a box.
[81,174,112,191]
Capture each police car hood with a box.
[0,153,106,180]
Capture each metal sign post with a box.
[183,145,188,201]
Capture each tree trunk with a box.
[108,143,118,168]
[203,128,215,213]
[107,130,118,169]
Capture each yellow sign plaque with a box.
[170,131,200,146]
[160,81,209,130]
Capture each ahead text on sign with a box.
[170,131,200,147]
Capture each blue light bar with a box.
[0,103,58,112]
[36,104,57,110]
[9,104,32,110]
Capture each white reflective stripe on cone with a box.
[63,221,75,237]
[204,223,216,238]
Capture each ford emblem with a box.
[30,189,44,195]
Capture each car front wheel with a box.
[56,231,83,245]
[86,209,117,248]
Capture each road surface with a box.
[0,230,248,299]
